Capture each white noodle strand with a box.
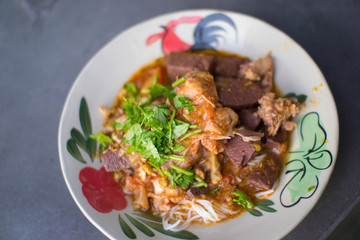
[161,199,237,231]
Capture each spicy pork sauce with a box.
[102,49,295,225]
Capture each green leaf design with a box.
[125,214,155,237]
[119,215,136,239]
[257,205,277,213]
[86,137,97,162]
[133,211,162,223]
[248,209,263,217]
[257,199,274,207]
[280,112,333,207]
[137,218,199,239]
[80,97,92,138]
[66,139,86,163]
[70,128,87,150]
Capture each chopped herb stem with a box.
[141,89,150,94]
[193,182,206,188]
[172,77,186,87]
[163,169,172,179]
[189,125,198,129]
[169,164,193,176]
[167,154,186,162]
[180,129,202,141]
[168,110,176,146]
[194,175,205,183]
[174,174,182,181]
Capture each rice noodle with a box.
[255,189,274,199]
[247,154,266,166]
[162,199,240,231]
[272,148,280,155]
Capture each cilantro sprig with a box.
[163,164,207,188]
[110,75,202,183]
[174,94,195,112]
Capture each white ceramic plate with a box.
[58,9,339,240]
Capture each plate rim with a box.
[58,8,339,240]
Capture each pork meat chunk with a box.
[239,53,274,92]
[218,77,264,110]
[238,108,262,131]
[257,92,299,136]
[246,156,281,190]
[225,135,256,167]
[213,56,249,78]
[166,52,214,82]
[101,149,134,174]
[175,71,238,154]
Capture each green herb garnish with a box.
[124,83,138,97]
[172,77,186,87]
[172,144,186,152]
[90,132,113,150]
[147,76,176,102]
[210,186,221,195]
[112,119,132,131]
[164,164,207,188]
[165,154,186,162]
[180,129,202,141]
[232,189,255,209]
[100,75,205,184]
[307,185,316,192]
[164,168,195,188]
[284,92,307,103]
[169,164,193,175]
[174,94,195,112]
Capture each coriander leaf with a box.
[140,107,162,132]
[124,83,138,97]
[124,123,142,144]
[172,144,186,152]
[166,166,195,188]
[152,105,171,125]
[173,172,194,188]
[284,92,307,103]
[144,139,161,160]
[149,85,175,101]
[123,97,142,123]
[148,76,176,101]
[149,84,168,99]
[232,189,255,209]
[90,132,113,149]
[174,94,195,112]
[164,89,176,101]
[112,119,131,131]
[172,121,190,139]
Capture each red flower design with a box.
[79,167,127,213]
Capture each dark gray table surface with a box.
[1,0,359,239]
